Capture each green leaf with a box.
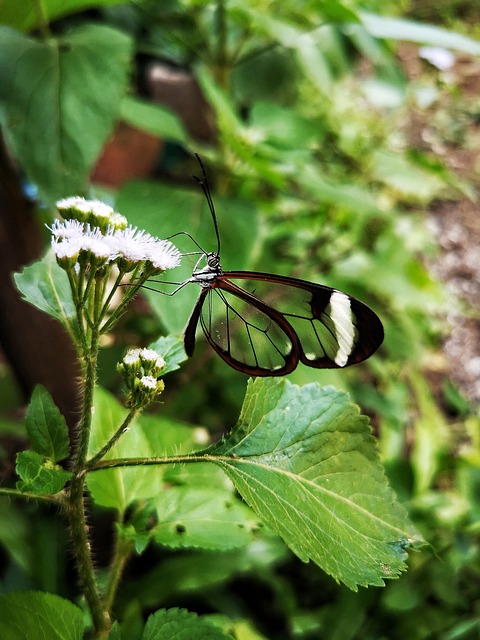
[370,150,445,202]
[360,12,480,55]
[204,378,422,590]
[120,96,188,144]
[0,24,132,202]
[142,608,231,640]
[25,385,70,462]
[148,335,187,376]
[0,591,84,640]
[86,387,207,511]
[151,486,257,550]
[0,0,124,32]
[107,621,122,640]
[16,450,72,494]
[13,251,75,326]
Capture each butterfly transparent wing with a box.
[185,272,383,375]
[197,284,298,375]
[219,274,382,369]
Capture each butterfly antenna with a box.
[194,153,221,256]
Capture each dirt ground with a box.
[399,44,480,403]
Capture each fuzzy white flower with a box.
[140,375,158,390]
[50,218,85,240]
[123,348,141,366]
[107,226,181,270]
[145,239,182,270]
[51,237,82,260]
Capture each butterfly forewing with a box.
[197,282,299,376]
[213,273,383,371]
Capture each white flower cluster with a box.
[118,347,166,406]
[50,201,181,272]
[123,348,166,371]
[56,196,128,230]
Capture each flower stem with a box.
[86,407,140,468]
[104,523,134,616]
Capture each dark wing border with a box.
[220,271,384,368]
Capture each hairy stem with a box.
[86,407,140,468]
[104,523,134,616]
[67,474,109,636]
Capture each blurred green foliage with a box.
[0,0,479,638]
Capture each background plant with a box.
[0,1,479,639]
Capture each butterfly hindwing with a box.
[185,280,299,376]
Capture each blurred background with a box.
[0,1,479,638]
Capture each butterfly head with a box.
[206,252,221,270]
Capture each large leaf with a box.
[25,385,70,462]
[14,251,75,328]
[0,0,123,32]
[151,485,257,551]
[0,591,84,640]
[203,378,422,590]
[0,24,132,202]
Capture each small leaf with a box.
[107,621,122,640]
[152,486,257,550]
[148,335,188,376]
[142,608,231,640]
[0,591,84,640]
[14,251,75,326]
[25,385,70,462]
[204,378,422,590]
[16,450,72,494]
[121,96,187,143]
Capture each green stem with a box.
[67,319,109,635]
[73,327,99,474]
[103,523,134,616]
[214,0,229,88]
[87,453,211,472]
[31,0,52,40]
[67,475,109,635]
[97,268,128,327]
[0,487,63,504]
[86,408,140,468]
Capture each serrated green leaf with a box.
[152,486,257,551]
[204,378,422,590]
[0,591,84,640]
[16,450,72,494]
[14,251,75,327]
[148,335,188,376]
[0,24,132,202]
[142,608,231,640]
[25,385,70,462]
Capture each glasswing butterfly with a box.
[158,156,384,377]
